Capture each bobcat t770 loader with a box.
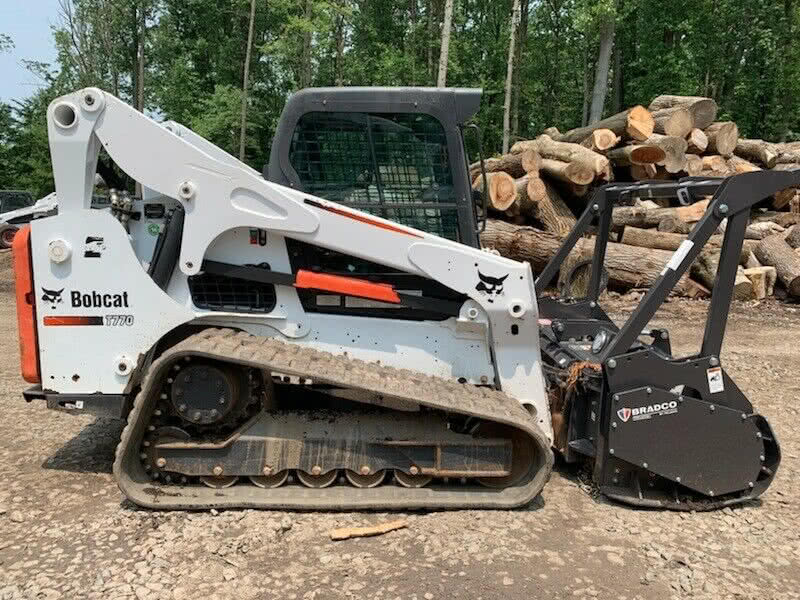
[13,87,785,510]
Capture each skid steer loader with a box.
[13,87,784,510]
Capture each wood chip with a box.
[329,519,409,541]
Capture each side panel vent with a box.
[188,263,276,313]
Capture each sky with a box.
[0,1,59,103]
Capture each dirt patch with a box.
[0,283,798,599]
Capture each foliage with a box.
[4,0,800,196]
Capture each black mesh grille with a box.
[289,111,459,240]
[188,265,276,313]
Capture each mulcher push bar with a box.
[536,171,800,361]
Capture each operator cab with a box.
[265,87,484,247]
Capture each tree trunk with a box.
[436,0,454,87]
[471,171,517,212]
[512,134,611,179]
[607,145,665,166]
[300,0,313,88]
[511,0,528,139]
[611,36,622,114]
[686,129,709,154]
[754,233,800,296]
[734,138,779,168]
[558,106,653,143]
[651,107,693,138]
[648,95,718,130]
[136,2,145,112]
[502,0,522,153]
[588,6,617,123]
[135,1,146,197]
[705,122,739,157]
[238,0,257,161]
[334,0,346,86]
[644,133,689,173]
[539,158,594,186]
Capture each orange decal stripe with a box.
[43,316,104,326]
[12,226,40,383]
[295,270,402,304]
[312,202,423,238]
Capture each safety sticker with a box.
[707,367,724,394]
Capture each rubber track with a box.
[113,328,554,510]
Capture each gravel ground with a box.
[1,250,798,600]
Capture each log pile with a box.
[472,94,800,302]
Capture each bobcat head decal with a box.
[41,287,64,309]
[475,271,508,304]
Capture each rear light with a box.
[13,225,40,383]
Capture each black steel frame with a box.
[536,171,800,363]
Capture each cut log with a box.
[727,155,760,174]
[744,266,777,299]
[469,149,540,180]
[556,105,654,144]
[684,154,703,176]
[644,134,688,173]
[684,279,711,299]
[612,199,709,229]
[480,219,691,294]
[785,225,800,249]
[543,126,562,140]
[744,221,784,240]
[621,227,687,251]
[658,216,692,234]
[648,95,718,130]
[686,128,709,154]
[607,145,666,166]
[773,188,797,210]
[705,122,739,157]
[754,233,800,297]
[744,251,761,270]
[539,158,595,186]
[630,163,658,181]
[471,171,516,212]
[521,150,542,174]
[504,175,540,218]
[620,226,752,263]
[734,138,779,168]
[691,251,754,299]
[651,106,694,138]
[511,134,611,179]
[535,181,577,237]
[580,128,620,152]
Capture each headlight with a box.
[591,330,609,354]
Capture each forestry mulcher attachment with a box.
[13,87,783,511]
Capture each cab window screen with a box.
[288,111,459,241]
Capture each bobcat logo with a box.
[475,271,508,304]
[41,287,64,309]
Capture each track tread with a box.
[113,328,553,510]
